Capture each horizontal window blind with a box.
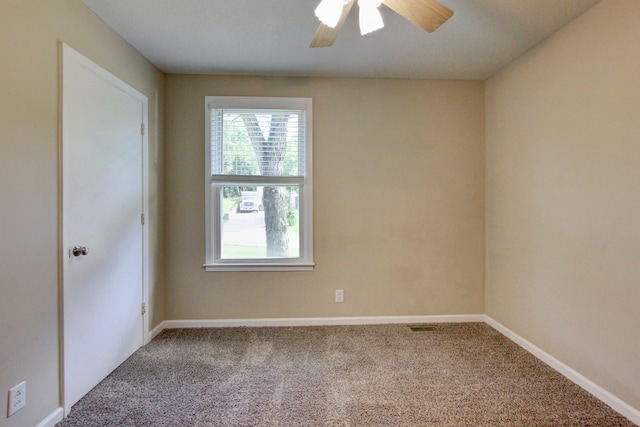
[211,108,305,177]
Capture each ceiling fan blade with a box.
[310,0,356,48]
[382,0,453,33]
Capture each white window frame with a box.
[204,96,314,271]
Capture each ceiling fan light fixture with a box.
[358,0,384,35]
[314,0,346,28]
[309,0,454,48]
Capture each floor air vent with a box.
[408,325,440,332]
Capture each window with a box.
[204,97,313,271]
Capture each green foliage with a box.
[222,115,258,175]
[223,112,301,177]
[223,184,256,198]
[222,196,240,215]
[222,245,300,259]
[223,186,240,198]
[286,207,298,226]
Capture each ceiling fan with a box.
[310,0,454,48]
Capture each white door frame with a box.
[59,43,150,415]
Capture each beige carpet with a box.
[57,323,636,426]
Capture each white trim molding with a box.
[484,315,640,426]
[159,315,485,330]
[149,320,168,340]
[37,407,64,427]
[204,96,314,272]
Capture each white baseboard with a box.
[37,407,64,427]
[159,314,485,330]
[149,320,167,340]
[484,315,640,426]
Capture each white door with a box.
[62,45,147,413]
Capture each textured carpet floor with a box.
[57,323,636,426]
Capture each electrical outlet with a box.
[7,381,26,417]
[335,289,344,303]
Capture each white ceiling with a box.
[81,0,600,80]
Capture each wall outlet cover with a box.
[7,381,26,417]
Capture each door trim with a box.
[59,43,150,416]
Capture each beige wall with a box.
[165,75,485,320]
[486,0,640,411]
[0,1,164,426]
[6,0,637,423]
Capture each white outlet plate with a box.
[8,381,26,417]
[335,289,344,303]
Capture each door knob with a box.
[72,246,90,257]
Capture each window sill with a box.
[203,263,314,272]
